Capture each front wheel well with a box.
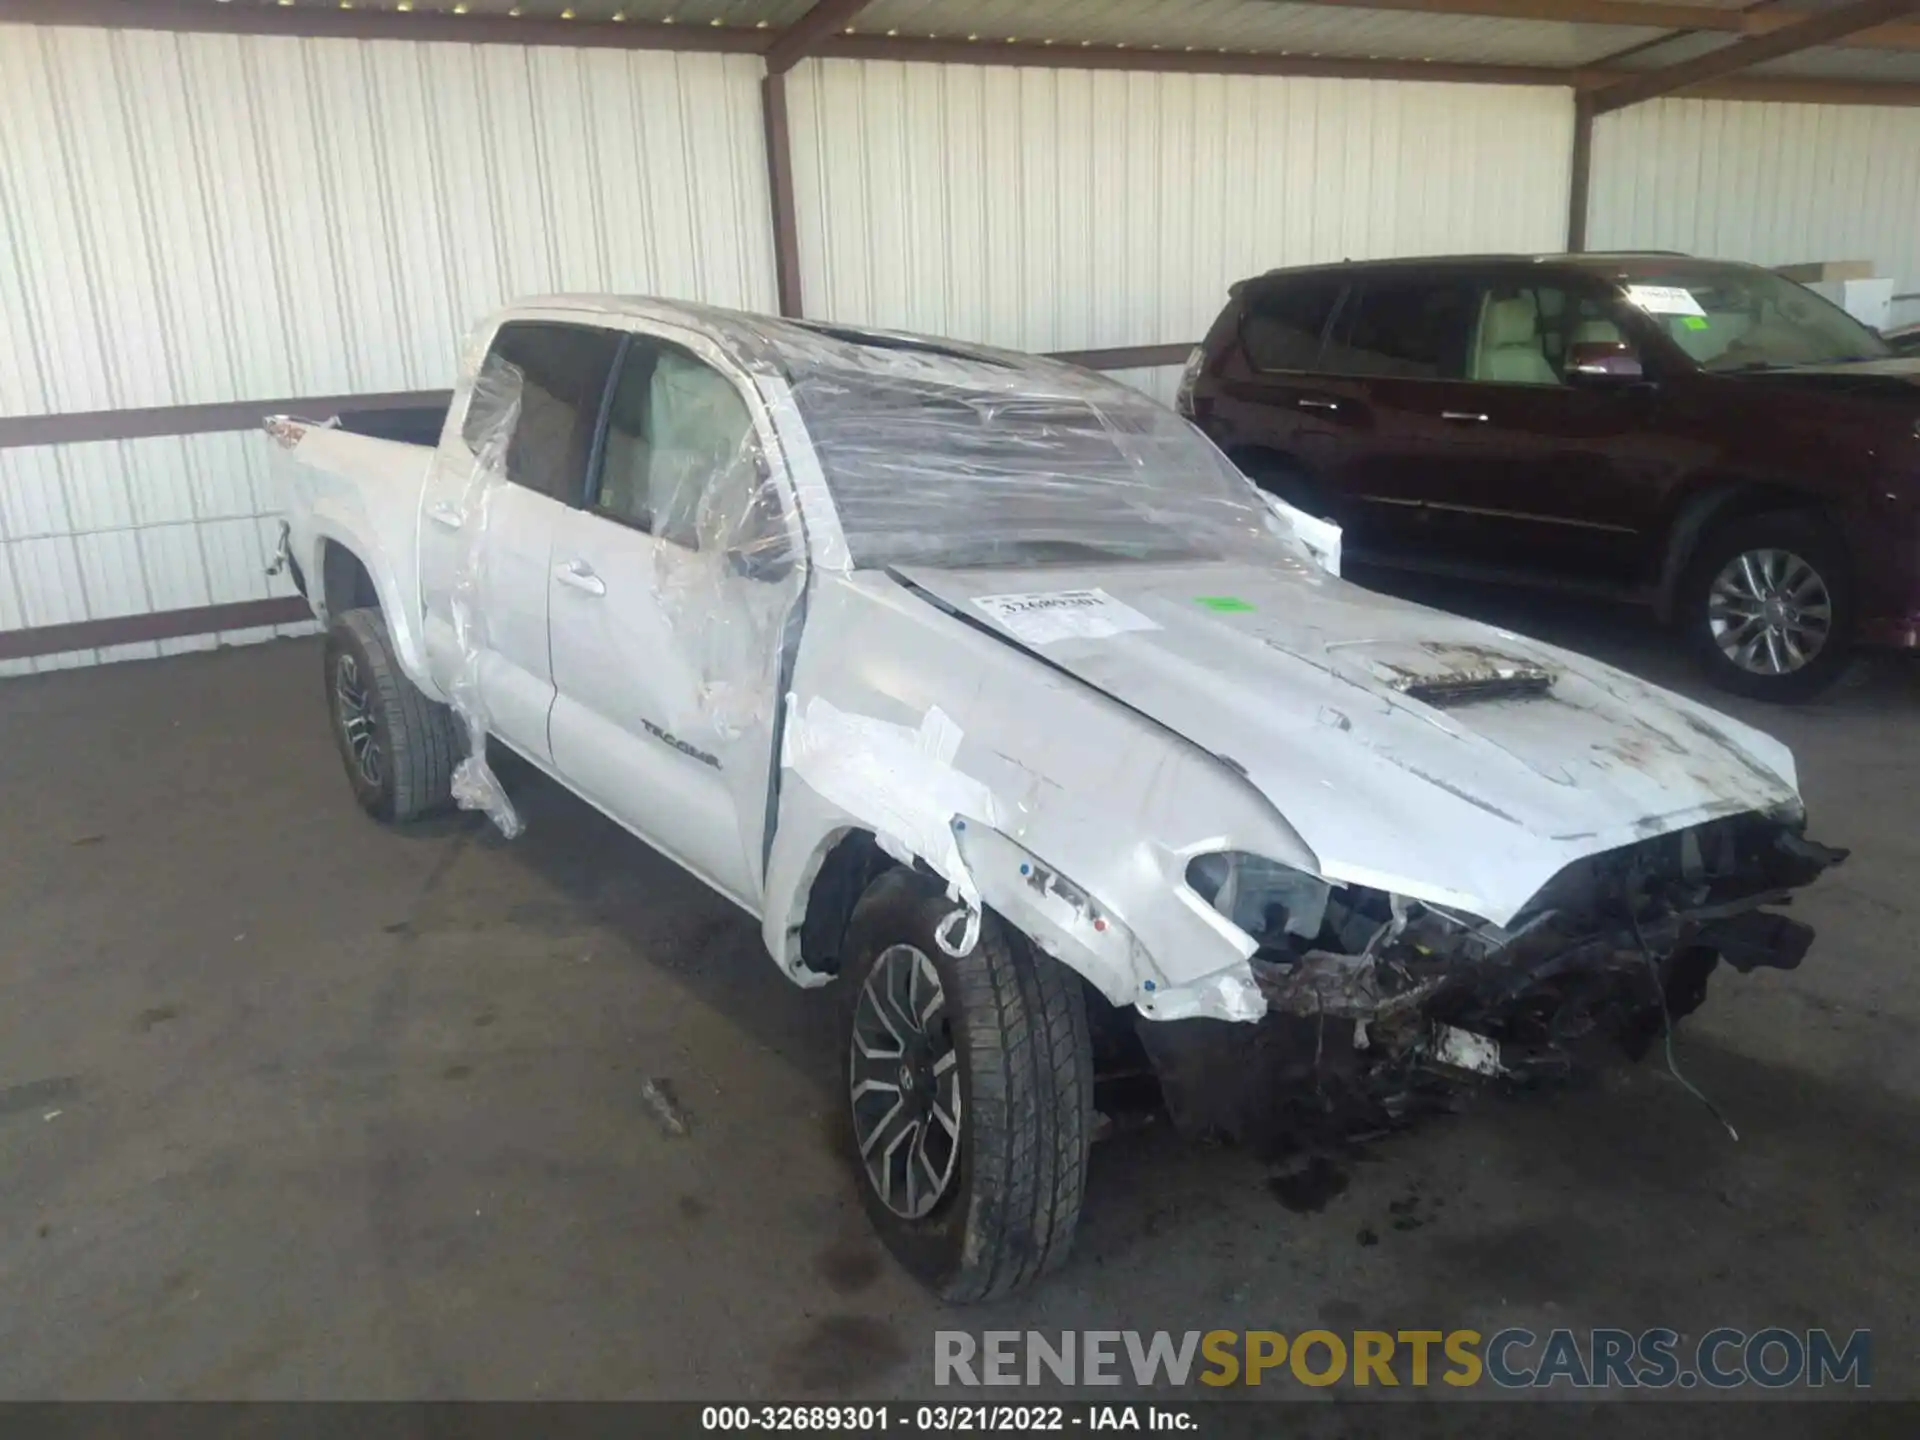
[798,830,897,978]
[1654,484,1841,623]
[320,540,380,621]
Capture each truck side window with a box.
[1240,280,1342,373]
[462,321,622,503]
[590,340,768,554]
[1325,280,1476,381]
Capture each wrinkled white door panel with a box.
[547,511,767,904]
[546,337,807,909]
[419,450,564,765]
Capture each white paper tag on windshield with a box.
[971,589,1160,645]
[1624,284,1706,317]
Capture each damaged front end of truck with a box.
[1138,811,1847,1147]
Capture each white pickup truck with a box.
[271,296,1842,1300]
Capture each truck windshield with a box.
[787,361,1280,570]
[1619,268,1891,372]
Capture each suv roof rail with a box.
[1226,249,1699,294]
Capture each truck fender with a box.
[304,507,445,703]
[764,790,1259,1023]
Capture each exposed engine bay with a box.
[1138,812,1848,1147]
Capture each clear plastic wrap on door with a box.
[445,356,526,839]
[624,342,809,743]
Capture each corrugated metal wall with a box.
[1588,99,1920,326]
[786,58,1577,396]
[0,24,774,673]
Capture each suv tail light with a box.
[1173,346,1204,417]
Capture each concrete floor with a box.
[2,579,1917,1409]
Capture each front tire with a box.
[323,607,459,822]
[841,870,1093,1302]
[1678,510,1854,702]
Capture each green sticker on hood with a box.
[1196,596,1256,613]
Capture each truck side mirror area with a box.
[1567,340,1646,384]
[725,538,796,585]
[720,470,800,585]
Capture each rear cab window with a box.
[462,320,624,503]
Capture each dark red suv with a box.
[1180,253,1920,700]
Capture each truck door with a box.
[546,334,805,910]
[418,321,622,764]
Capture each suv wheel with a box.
[1679,511,1853,702]
[324,608,460,821]
[841,869,1093,1302]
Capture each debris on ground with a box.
[640,1078,691,1138]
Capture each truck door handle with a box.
[427,500,464,530]
[554,559,606,596]
[1296,397,1341,412]
[1440,410,1489,424]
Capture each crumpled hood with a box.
[897,556,1801,926]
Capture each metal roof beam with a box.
[1267,0,1920,52]
[1590,0,1920,112]
[1267,0,1751,34]
[815,34,1571,84]
[762,0,875,75]
[0,0,766,50]
[6,0,1920,105]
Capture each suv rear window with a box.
[1325,279,1478,380]
[1240,279,1343,373]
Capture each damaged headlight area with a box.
[1141,814,1847,1148]
[1184,851,1330,945]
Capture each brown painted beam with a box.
[1677,73,1920,103]
[819,33,1920,100]
[762,0,874,76]
[0,597,314,662]
[1591,0,1920,112]
[11,0,1920,60]
[0,391,452,450]
[1745,8,1920,52]
[815,34,1573,86]
[1274,0,1920,51]
[0,0,765,50]
[1270,0,1749,33]
[761,70,806,319]
[1567,92,1595,252]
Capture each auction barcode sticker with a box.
[970,589,1160,645]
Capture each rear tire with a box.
[1677,510,1854,703]
[323,607,459,822]
[841,870,1093,1303]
